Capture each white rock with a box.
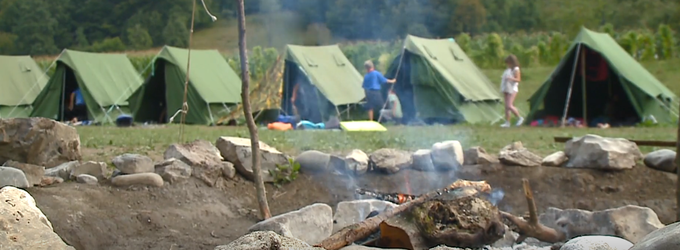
[333,199,399,233]
[499,141,542,167]
[164,140,232,186]
[543,151,568,167]
[643,149,676,173]
[295,150,331,173]
[346,149,369,175]
[0,166,30,188]
[3,160,44,186]
[215,137,289,182]
[431,140,464,170]
[629,221,680,250]
[70,161,108,180]
[154,158,192,184]
[463,146,498,165]
[76,174,98,185]
[44,161,79,180]
[412,149,435,171]
[369,148,412,174]
[248,203,333,245]
[565,134,643,170]
[111,173,164,187]
[560,235,633,250]
[112,154,154,174]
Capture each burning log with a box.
[314,180,492,250]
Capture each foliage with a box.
[126,24,154,50]
[269,158,300,188]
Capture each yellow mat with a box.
[340,121,387,131]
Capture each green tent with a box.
[527,27,678,125]
[385,35,502,124]
[128,46,241,125]
[0,55,48,118]
[281,44,364,123]
[30,49,143,123]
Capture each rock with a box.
[341,246,399,250]
[491,225,519,248]
[221,162,236,179]
[539,205,664,243]
[369,148,412,174]
[0,186,76,249]
[560,235,633,250]
[346,149,369,175]
[3,160,45,186]
[629,221,680,250]
[499,141,542,167]
[643,149,676,173]
[70,161,108,180]
[0,117,81,168]
[333,199,399,233]
[216,137,289,183]
[111,173,164,187]
[112,154,154,174]
[154,158,192,184]
[0,167,29,188]
[543,151,568,167]
[564,134,643,171]
[111,170,123,178]
[295,150,331,173]
[164,140,231,186]
[44,161,79,180]
[463,146,498,165]
[76,174,98,185]
[249,203,333,245]
[39,176,63,187]
[214,231,320,250]
[412,149,435,171]
[431,140,464,170]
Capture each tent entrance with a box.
[134,61,168,124]
[59,67,89,122]
[282,60,335,123]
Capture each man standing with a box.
[362,60,395,121]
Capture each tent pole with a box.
[581,46,588,125]
[560,44,582,127]
[60,70,66,122]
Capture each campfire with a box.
[315,179,565,250]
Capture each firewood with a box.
[500,179,566,244]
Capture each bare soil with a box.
[28,162,676,250]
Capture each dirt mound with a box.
[29,163,675,250]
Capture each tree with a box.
[259,0,281,47]
[236,0,272,220]
[74,27,90,49]
[452,0,487,35]
[127,24,153,50]
[162,17,189,47]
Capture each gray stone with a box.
[565,134,643,171]
[643,149,676,173]
[543,151,568,167]
[560,235,633,250]
[0,167,29,188]
[0,117,81,168]
[249,203,333,245]
[3,160,44,186]
[333,199,398,233]
[431,140,464,170]
[295,150,331,173]
[70,161,108,180]
[76,174,98,185]
[369,148,412,174]
[221,162,236,179]
[629,221,680,250]
[112,154,154,174]
[39,176,63,187]
[499,141,542,167]
[164,140,234,187]
[216,136,289,183]
[44,161,79,180]
[154,158,192,184]
[463,146,498,165]
[111,173,163,187]
[345,149,369,175]
[214,231,320,250]
[0,186,76,250]
[411,149,435,171]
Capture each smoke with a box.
[488,189,505,206]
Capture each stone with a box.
[248,203,333,245]
[111,173,164,187]
[112,154,154,174]
[333,199,399,233]
[643,149,676,173]
[70,161,108,180]
[214,231,320,250]
[0,186,76,249]
[539,205,664,243]
[164,140,230,187]
[346,149,369,175]
[369,148,412,174]
[3,160,44,186]
[463,146,498,165]
[154,158,192,184]
[499,141,542,167]
[0,167,29,188]
[216,137,289,183]
[629,221,680,250]
[76,174,98,185]
[565,134,643,171]
[542,151,568,167]
[39,176,63,187]
[431,140,464,170]
[341,246,400,250]
[221,162,236,179]
[44,161,79,180]
[560,235,633,250]
[295,150,331,173]
[411,149,435,171]
[0,117,81,168]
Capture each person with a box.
[500,55,524,127]
[68,87,86,123]
[362,60,395,121]
[291,82,302,116]
[379,89,402,122]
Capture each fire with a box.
[447,180,492,193]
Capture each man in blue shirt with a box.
[68,88,87,123]
[362,60,395,121]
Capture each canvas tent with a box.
[0,55,48,118]
[281,44,364,123]
[128,46,241,125]
[385,35,502,124]
[30,49,143,123]
[527,27,678,126]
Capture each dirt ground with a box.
[28,161,676,250]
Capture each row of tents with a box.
[1,27,678,126]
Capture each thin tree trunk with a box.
[236,0,271,220]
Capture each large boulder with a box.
[215,231,322,250]
[0,166,30,188]
[643,149,676,173]
[0,186,76,249]
[248,203,333,245]
[0,117,81,168]
[333,199,398,233]
[3,160,44,186]
[215,137,289,183]
[564,134,643,171]
[499,142,542,167]
[369,148,412,174]
[629,221,680,250]
[463,146,497,165]
[431,140,464,170]
[560,235,633,250]
[165,140,232,186]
